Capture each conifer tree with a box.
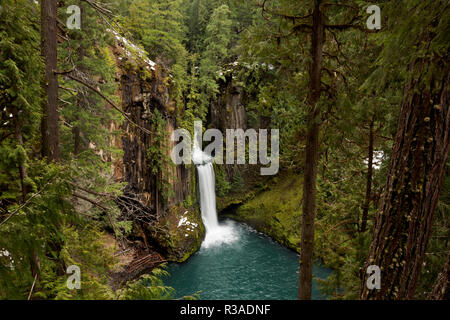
[196,4,232,119]
[361,0,449,299]
[41,0,60,161]
[244,0,373,299]
[127,0,187,65]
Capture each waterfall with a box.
[197,163,220,232]
[193,136,237,248]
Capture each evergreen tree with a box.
[240,0,376,299]
[196,4,232,119]
[126,0,187,66]
[41,0,60,161]
[361,0,450,299]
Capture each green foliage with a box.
[232,173,302,250]
[196,4,232,119]
[363,0,450,92]
[0,0,42,196]
[181,0,257,122]
[146,109,175,205]
[183,0,219,53]
[39,225,116,300]
[181,3,235,122]
[230,171,244,192]
[59,0,122,161]
[1,0,131,300]
[0,163,73,299]
[0,0,42,120]
[416,158,449,299]
[215,164,231,197]
[116,267,175,300]
[147,110,168,176]
[126,0,187,65]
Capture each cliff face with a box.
[207,74,271,211]
[119,64,188,213]
[209,75,249,185]
[112,38,204,263]
[209,75,248,132]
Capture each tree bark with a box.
[41,0,60,161]
[361,116,374,233]
[12,107,28,203]
[73,1,84,156]
[298,0,324,300]
[361,58,449,299]
[428,251,449,300]
[73,124,81,155]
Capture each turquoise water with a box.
[164,219,331,300]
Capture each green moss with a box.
[225,172,303,252]
[154,205,205,262]
[217,187,259,212]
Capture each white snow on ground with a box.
[177,211,198,234]
[178,216,188,228]
[217,61,275,77]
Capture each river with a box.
[165,218,331,300]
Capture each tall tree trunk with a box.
[41,0,60,161]
[428,251,449,300]
[73,124,81,155]
[73,0,84,156]
[361,58,449,299]
[361,116,374,233]
[298,1,324,300]
[12,107,27,203]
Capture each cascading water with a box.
[197,163,219,231]
[193,136,237,248]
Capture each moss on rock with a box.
[153,205,205,262]
[223,173,303,253]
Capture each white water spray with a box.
[193,134,237,248]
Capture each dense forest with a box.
[0,0,448,300]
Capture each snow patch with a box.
[108,29,156,71]
[0,249,14,270]
[177,212,198,229]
